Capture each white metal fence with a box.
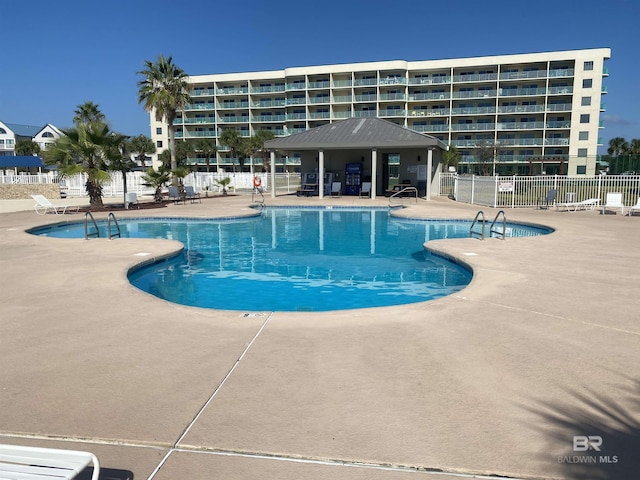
[439,173,640,208]
[0,171,303,197]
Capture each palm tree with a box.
[137,55,190,175]
[174,140,195,167]
[73,101,106,130]
[43,122,119,208]
[142,165,171,202]
[629,139,640,155]
[607,137,629,157]
[248,130,274,172]
[220,129,245,172]
[194,138,218,172]
[108,135,137,209]
[128,134,156,169]
[15,140,41,156]
[442,145,461,172]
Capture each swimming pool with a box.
[31,207,550,312]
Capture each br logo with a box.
[573,435,603,452]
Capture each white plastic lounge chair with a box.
[31,195,79,215]
[0,444,100,480]
[556,198,600,212]
[601,192,625,215]
[360,182,371,198]
[330,182,341,198]
[185,186,201,203]
[627,197,640,216]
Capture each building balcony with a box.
[497,121,545,130]
[546,103,572,112]
[353,110,377,117]
[544,138,570,146]
[379,76,407,85]
[354,94,378,102]
[379,109,406,117]
[332,79,353,88]
[286,113,307,120]
[411,124,449,132]
[287,127,307,135]
[452,73,498,83]
[333,95,353,103]
[499,70,549,80]
[309,96,330,104]
[175,131,218,139]
[409,92,450,101]
[546,121,571,129]
[452,123,496,131]
[353,78,377,87]
[250,85,285,94]
[251,100,286,108]
[174,117,215,125]
[409,76,451,85]
[218,101,249,109]
[251,115,286,122]
[286,83,307,91]
[191,88,215,97]
[409,109,450,117]
[333,111,352,118]
[601,85,608,93]
[308,112,331,119]
[547,86,573,95]
[499,87,547,97]
[185,103,214,110]
[548,68,574,78]
[379,93,406,101]
[216,87,248,95]
[451,106,496,115]
[286,98,306,105]
[498,138,544,146]
[307,80,331,89]
[218,116,250,123]
[497,105,545,114]
[452,90,498,99]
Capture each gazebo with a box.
[264,118,447,199]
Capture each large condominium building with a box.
[150,48,610,176]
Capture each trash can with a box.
[125,192,137,206]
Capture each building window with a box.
[580,114,590,124]
[156,140,163,148]
[576,165,587,174]
[579,131,589,141]
[584,61,594,71]
[582,79,593,88]
[156,127,162,135]
[577,148,588,157]
[581,96,592,106]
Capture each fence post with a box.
[512,175,516,208]
[597,174,602,200]
[494,176,498,208]
[471,175,475,205]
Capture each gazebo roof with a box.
[265,117,446,151]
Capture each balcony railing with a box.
[175,130,218,138]
[332,79,353,88]
[218,116,250,123]
[544,138,570,146]
[174,117,215,125]
[546,121,571,129]
[547,86,573,95]
[286,98,306,105]
[379,109,406,117]
[307,80,331,89]
[333,111,351,118]
[308,112,331,119]
[251,115,286,122]
[191,88,215,97]
[452,90,498,99]
[497,121,545,130]
[498,138,544,146]
[452,73,498,83]
[218,101,249,109]
[413,124,449,132]
[353,78,377,86]
[499,70,548,80]
[499,87,547,97]
[286,83,307,91]
[333,95,353,103]
[548,68,574,78]
[409,92,450,101]
[546,103,572,112]
[309,96,330,104]
[185,103,214,110]
[451,123,496,131]
[354,94,378,102]
[379,76,407,85]
[251,100,286,108]
[409,109,450,116]
[250,85,285,93]
[216,87,248,95]
[354,110,377,117]
[286,113,307,120]
[451,106,496,115]
[409,76,451,85]
[379,93,406,101]
[497,105,545,114]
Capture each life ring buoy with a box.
[253,176,262,188]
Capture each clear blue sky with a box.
[2,0,637,152]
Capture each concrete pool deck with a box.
[1,194,639,480]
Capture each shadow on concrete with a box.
[522,374,640,480]
[78,467,134,480]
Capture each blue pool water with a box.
[30,208,550,312]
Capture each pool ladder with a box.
[470,210,506,240]
[84,212,121,240]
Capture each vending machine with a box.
[344,163,362,195]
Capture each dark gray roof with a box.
[265,117,444,151]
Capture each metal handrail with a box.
[107,212,121,239]
[84,212,100,239]
[489,210,506,240]
[388,186,418,204]
[470,210,486,239]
